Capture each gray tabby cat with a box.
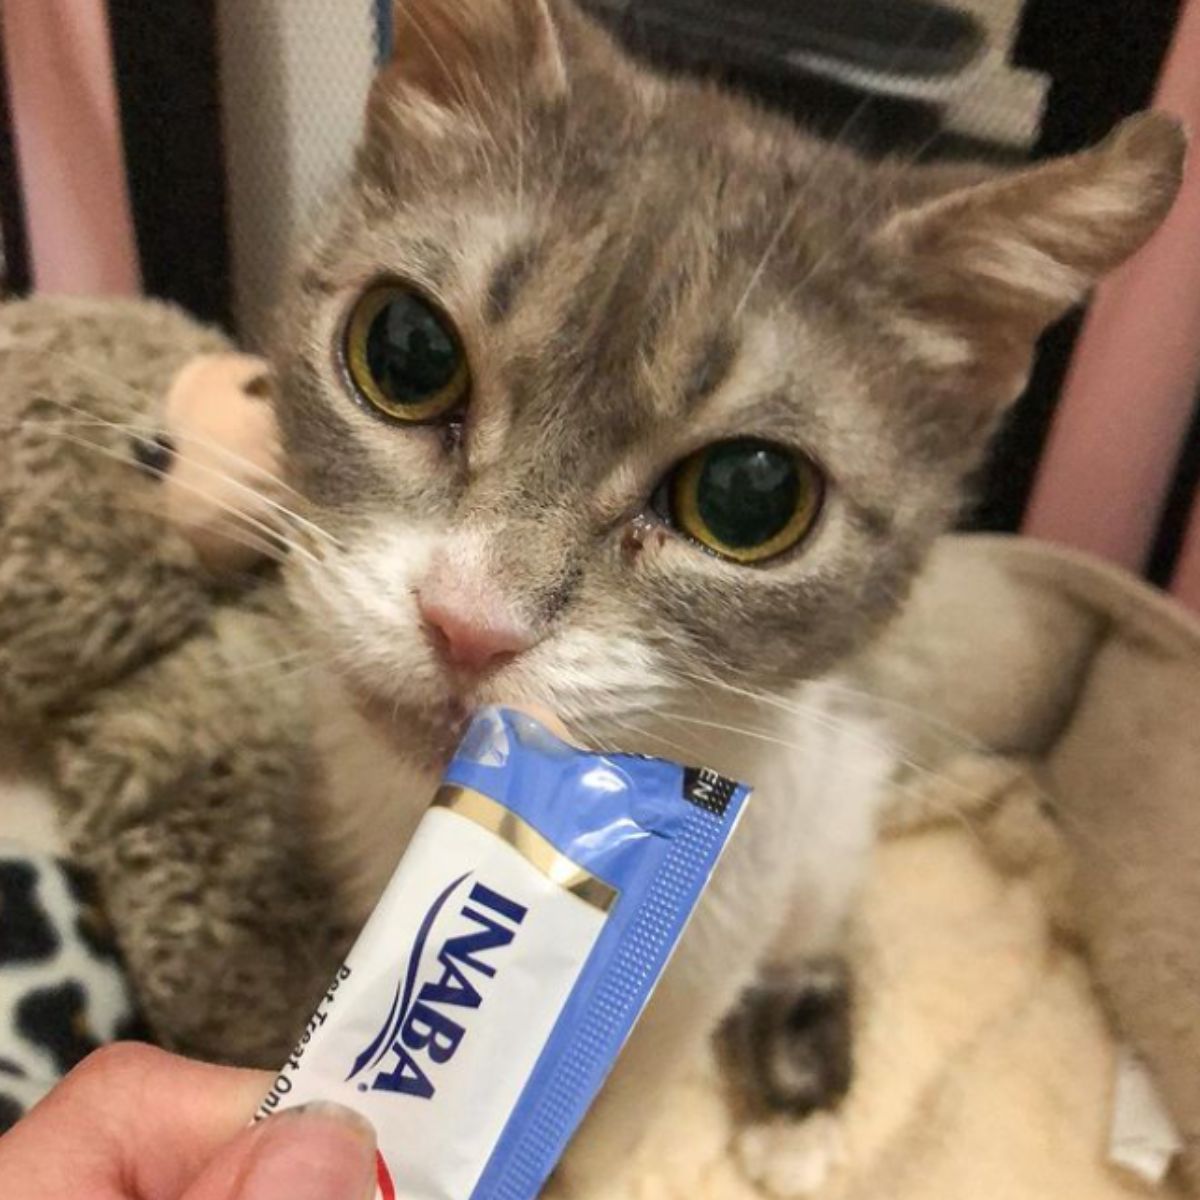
[273,0,1183,1190]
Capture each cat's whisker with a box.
[160,435,339,551]
[816,677,1006,758]
[191,648,315,683]
[50,480,294,569]
[708,659,1011,773]
[42,412,335,559]
[656,703,860,758]
[596,712,698,762]
[731,195,803,324]
[610,686,975,809]
[276,636,357,689]
[571,703,995,859]
[40,427,324,567]
[654,705,1000,849]
[666,667,1028,825]
[707,658,1023,781]
[38,425,309,564]
[513,65,527,219]
[731,3,943,319]
[32,391,343,552]
[401,4,505,191]
[30,403,333,554]
[98,503,292,570]
[792,122,951,294]
[671,664,1136,869]
[669,665,939,777]
[27,354,312,502]
[191,527,292,567]
[538,698,595,751]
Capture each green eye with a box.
[344,283,469,421]
[655,439,823,564]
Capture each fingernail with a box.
[239,1103,377,1200]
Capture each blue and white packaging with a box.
[257,706,751,1200]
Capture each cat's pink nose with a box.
[417,587,535,674]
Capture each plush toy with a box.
[0,297,344,1121]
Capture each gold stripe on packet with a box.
[433,785,619,913]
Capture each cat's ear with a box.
[876,113,1186,373]
[372,0,567,124]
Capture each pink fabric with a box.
[1022,0,1200,575]
[2,0,140,294]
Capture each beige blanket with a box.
[608,760,1150,1199]
[606,535,1199,1199]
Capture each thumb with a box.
[180,1103,378,1200]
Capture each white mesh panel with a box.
[944,0,1047,150]
[216,0,377,347]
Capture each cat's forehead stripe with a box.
[680,333,738,413]
[297,267,338,299]
[845,497,894,540]
[485,243,538,325]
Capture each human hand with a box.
[0,1043,377,1199]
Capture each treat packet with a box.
[257,706,750,1200]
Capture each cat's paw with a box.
[735,1112,848,1198]
[718,956,854,1117]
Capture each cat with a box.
[269,0,1184,1191]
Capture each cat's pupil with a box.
[365,294,459,404]
[696,442,800,549]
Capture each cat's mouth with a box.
[341,668,550,770]
[330,628,549,769]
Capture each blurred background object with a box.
[214,0,377,349]
[1,0,139,296]
[0,0,1196,608]
[581,0,1046,158]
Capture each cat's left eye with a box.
[343,282,470,422]
[652,439,823,564]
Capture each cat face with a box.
[274,0,1182,763]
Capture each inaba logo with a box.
[346,873,527,1099]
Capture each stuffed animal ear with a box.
[163,353,288,574]
[875,113,1186,375]
[369,0,567,137]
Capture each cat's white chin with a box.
[340,672,468,770]
[337,665,546,772]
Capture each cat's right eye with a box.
[651,439,823,565]
[343,282,470,423]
